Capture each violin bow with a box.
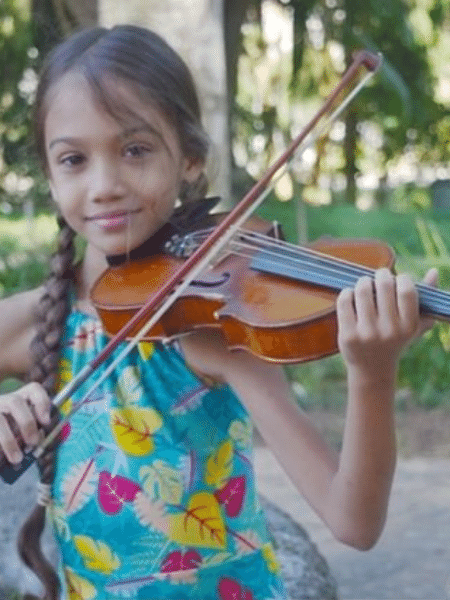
[1,50,382,483]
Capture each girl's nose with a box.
[89,159,127,203]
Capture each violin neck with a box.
[251,250,450,322]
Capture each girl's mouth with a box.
[86,209,141,230]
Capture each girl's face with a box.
[45,71,203,257]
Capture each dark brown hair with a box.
[19,25,209,599]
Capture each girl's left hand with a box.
[336,267,438,377]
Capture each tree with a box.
[230,0,448,205]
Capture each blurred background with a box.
[2,1,450,597]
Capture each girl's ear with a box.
[182,156,205,184]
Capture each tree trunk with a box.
[99,0,230,203]
[32,0,97,54]
[344,108,357,205]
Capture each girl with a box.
[0,24,437,600]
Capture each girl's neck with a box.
[75,244,109,314]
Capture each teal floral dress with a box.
[50,308,289,600]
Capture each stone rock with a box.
[260,495,339,600]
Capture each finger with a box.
[23,382,51,425]
[353,275,377,334]
[336,287,356,329]
[373,268,397,332]
[5,397,40,447]
[0,413,23,464]
[423,267,438,287]
[396,273,419,336]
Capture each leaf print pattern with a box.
[140,459,184,504]
[228,419,252,449]
[137,341,155,361]
[49,503,71,542]
[110,406,162,455]
[134,491,170,534]
[67,322,103,353]
[169,384,208,416]
[214,476,246,517]
[234,530,262,555]
[160,549,202,572]
[62,458,98,515]
[116,365,144,405]
[204,440,233,489]
[73,535,121,574]
[57,358,73,393]
[218,577,254,600]
[64,568,97,600]
[97,471,141,514]
[52,310,288,599]
[169,491,226,549]
[261,543,282,574]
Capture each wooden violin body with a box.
[91,216,395,364]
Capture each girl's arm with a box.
[0,287,43,377]
[180,267,437,550]
[0,286,53,463]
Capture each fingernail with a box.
[12,452,22,464]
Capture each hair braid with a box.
[17,216,76,600]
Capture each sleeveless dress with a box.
[50,308,289,600]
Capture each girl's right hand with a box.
[0,382,51,464]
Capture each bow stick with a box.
[0,49,382,483]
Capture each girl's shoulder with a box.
[0,286,44,378]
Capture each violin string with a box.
[244,233,450,313]
[187,227,450,313]
[227,239,368,288]
[232,231,450,311]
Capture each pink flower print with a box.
[98,471,141,514]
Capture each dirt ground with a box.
[256,406,450,600]
[307,406,450,459]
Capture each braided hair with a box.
[17,216,75,600]
[16,25,210,598]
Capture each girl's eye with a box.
[59,153,84,167]
[124,144,153,158]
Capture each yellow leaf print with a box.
[110,407,162,456]
[170,491,226,549]
[261,542,281,574]
[58,358,72,388]
[73,535,121,575]
[59,398,73,417]
[65,568,97,600]
[138,341,155,361]
[204,439,233,488]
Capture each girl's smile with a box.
[85,208,142,231]
[45,72,202,259]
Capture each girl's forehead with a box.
[44,70,178,145]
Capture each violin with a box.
[90,214,394,363]
[89,213,450,364]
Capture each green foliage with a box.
[234,0,448,207]
[0,0,50,218]
[0,213,57,296]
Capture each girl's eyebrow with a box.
[119,125,164,140]
[48,126,166,150]
[48,136,79,150]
